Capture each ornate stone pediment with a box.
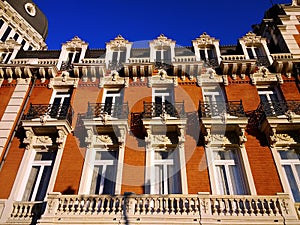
[151,34,175,47]
[193,32,218,47]
[240,32,263,45]
[63,36,88,49]
[106,35,130,50]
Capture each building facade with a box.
[0,0,300,224]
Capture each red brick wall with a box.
[0,80,16,120]
[245,130,283,195]
[0,137,25,198]
[53,134,84,194]
[280,81,300,101]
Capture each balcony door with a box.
[152,88,174,117]
[50,91,71,118]
[258,86,282,115]
[202,86,226,117]
[102,89,123,117]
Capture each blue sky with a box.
[33,0,289,50]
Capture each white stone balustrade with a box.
[221,55,246,61]
[173,56,196,62]
[11,58,58,65]
[9,201,43,220]
[128,58,150,63]
[270,53,293,60]
[295,202,300,219]
[81,58,106,64]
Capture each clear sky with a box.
[33,0,289,50]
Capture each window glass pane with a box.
[23,166,40,201]
[13,33,19,41]
[73,52,80,63]
[35,166,52,201]
[254,47,264,57]
[34,151,56,161]
[200,50,206,60]
[154,165,163,194]
[68,52,73,64]
[283,165,300,202]
[230,165,248,195]
[0,19,4,29]
[216,165,230,195]
[247,48,254,59]
[103,165,116,194]
[207,49,214,59]
[119,51,126,63]
[95,151,117,161]
[90,165,103,194]
[156,50,161,61]
[279,150,300,160]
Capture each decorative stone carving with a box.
[240,32,262,45]
[40,114,51,125]
[153,135,172,145]
[286,110,296,122]
[36,136,52,145]
[160,111,170,123]
[193,32,217,47]
[151,34,175,47]
[239,128,247,146]
[212,134,231,144]
[204,128,212,146]
[159,69,167,80]
[56,129,66,149]
[96,135,113,146]
[63,36,87,49]
[106,35,130,50]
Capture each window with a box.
[89,150,118,195]
[155,46,171,64]
[50,91,71,118]
[199,47,216,62]
[112,48,126,63]
[13,33,19,41]
[102,89,123,116]
[22,151,57,201]
[278,149,300,202]
[213,149,249,195]
[1,26,12,42]
[0,52,12,63]
[202,86,226,117]
[67,50,81,63]
[152,88,174,117]
[0,19,4,30]
[246,46,265,59]
[257,86,282,115]
[150,149,181,194]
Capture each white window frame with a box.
[11,147,64,202]
[199,47,215,61]
[152,88,173,103]
[202,86,225,103]
[79,148,122,195]
[67,50,81,63]
[23,154,54,201]
[206,146,256,195]
[49,90,71,105]
[272,147,300,202]
[149,149,181,195]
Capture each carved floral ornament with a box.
[106,35,130,50]
[64,36,88,49]
[0,38,21,50]
[151,34,175,47]
[240,31,263,45]
[193,32,217,47]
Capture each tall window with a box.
[0,26,12,42]
[22,151,57,201]
[50,91,71,118]
[257,86,282,115]
[202,86,226,117]
[153,88,174,117]
[213,149,249,195]
[89,149,118,195]
[278,149,300,202]
[103,89,123,116]
[150,149,181,194]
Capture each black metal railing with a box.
[199,100,246,118]
[256,56,270,67]
[203,57,219,68]
[259,100,300,117]
[85,102,129,119]
[23,103,73,125]
[143,102,185,119]
[108,61,124,71]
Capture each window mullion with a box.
[30,165,45,201]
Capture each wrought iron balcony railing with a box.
[199,100,246,118]
[143,102,185,119]
[258,100,300,117]
[256,55,270,67]
[85,102,129,119]
[23,103,73,125]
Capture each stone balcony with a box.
[4,193,294,225]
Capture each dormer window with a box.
[112,47,126,64]
[155,46,171,64]
[67,50,81,64]
[199,46,216,62]
[246,46,265,60]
